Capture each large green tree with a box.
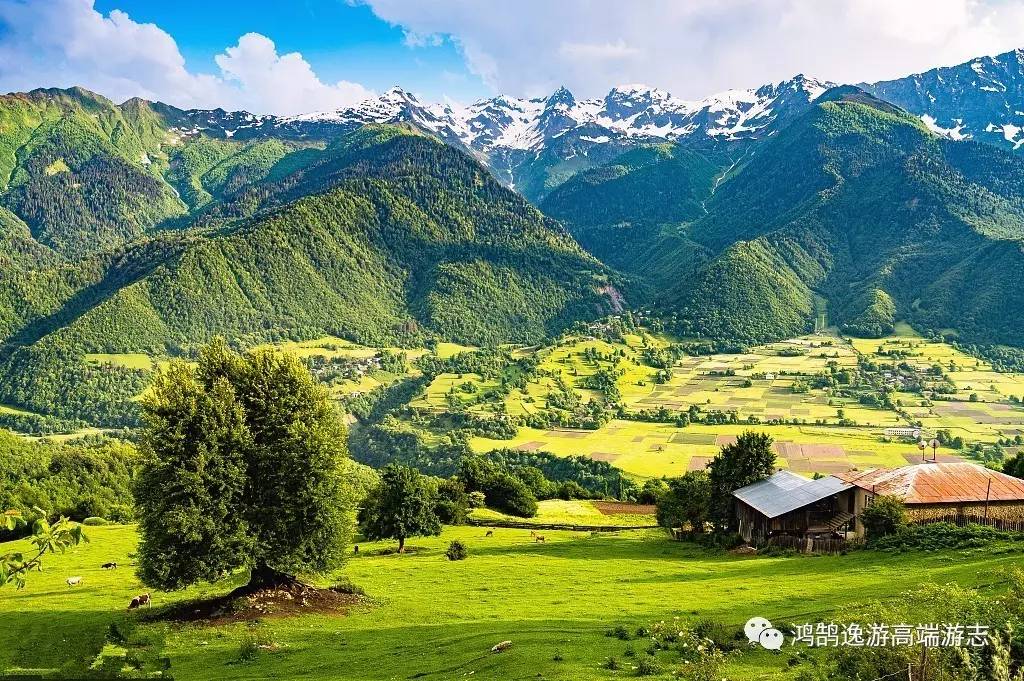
[134,340,351,590]
[707,431,776,531]
[359,465,441,553]
[656,471,711,534]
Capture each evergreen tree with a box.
[359,464,441,553]
[135,340,351,590]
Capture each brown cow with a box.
[485,530,494,537]
[535,535,546,543]
[128,593,151,609]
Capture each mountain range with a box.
[3,48,1024,428]
[103,47,1024,202]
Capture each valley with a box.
[4,37,1024,681]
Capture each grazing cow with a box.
[100,562,117,570]
[485,530,493,537]
[128,593,151,610]
[66,576,82,587]
[535,535,546,543]
[353,545,359,554]
[529,530,537,537]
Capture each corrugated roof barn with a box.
[835,462,1024,504]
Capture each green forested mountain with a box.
[0,92,614,426]
[8,84,1024,427]
[545,87,1024,346]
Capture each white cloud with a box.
[0,0,374,115]
[559,39,640,61]
[214,33,375,115]
[360,0,1024,99]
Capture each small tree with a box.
[135,340,352,591]
[637,478,669,504]
[656,471,711,534]
[359,465,441,553]
[860,495,907,541]
[433,478,469,525]
[707,431,776,531]
[445,540,468,561]
[485,473,538,517]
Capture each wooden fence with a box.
[911,513,1024,533]
[765,534,863,554]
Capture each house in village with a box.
[733,461,1024,544]
[883,426,921,439]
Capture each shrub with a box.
[694,531,745,550]
[635,657,661,676]
[82,517,109,526]
[236,631,276,662]
[607,624,632,640]
[445,540,468,561]
[860,496,907,541]
[330,578,366,596]
[870,522,1023,551]
[603,657,619,670]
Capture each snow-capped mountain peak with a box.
[275,73,837,153]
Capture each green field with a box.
[468,499,657,527]
[435,326,1024,478]
[2,525,1022,680]
[471,421,919,479]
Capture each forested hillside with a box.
[0,89,615,427]
[545,87,1024,346]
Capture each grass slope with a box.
[1,525,1021,680]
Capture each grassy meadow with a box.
[2,525,1023,680]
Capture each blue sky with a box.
[1,0,1023,115]
[91,0,488,102]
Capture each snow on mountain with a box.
[864,48,1024,151]
[277,75,835,155]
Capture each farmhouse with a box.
[733,462,1024,544]
[733,470,856,543]
[836,462,1024,523]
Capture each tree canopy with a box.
[134,339,352,590]
[707,430,776,531]
[358,464,442,553]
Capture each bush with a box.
[445,540,468,561]
[870,522,1023,551]
[634,657,661,676]
[82,517,109,526]
[330,578,366,596]
[860,496,907,541]
[694,531,745,550]
[607,624,632,640]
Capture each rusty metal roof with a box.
[733,470,852,518]
[835,462,1024,504]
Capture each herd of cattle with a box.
[63,563,150,609]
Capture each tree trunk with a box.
[247,562,298,590]
[398,536,405,554]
